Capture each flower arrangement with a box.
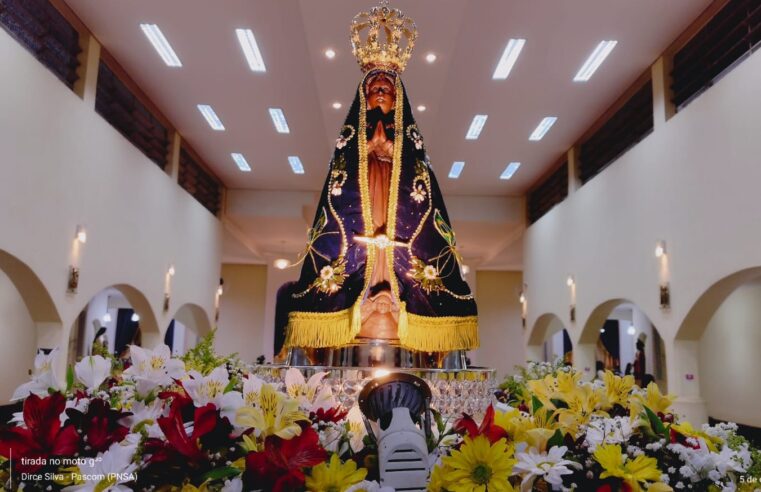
[1,338,759,492]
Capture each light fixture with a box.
[75,225,87,244]
[417,105,427,112]
[231,153,251,172]
[235,28,266,72]
[465,114,488,140]
[332,101,342,109]
[492,38,526,79]
[288,156,305,175]
[372,368,391,378]
[448,161,465,179]
[529,117,558,141]
[131,312,140,322]
[500,162,521,180]
[139,24,182,67]
[196,104,225,130]
[425,52,437,63]
[461,264,470,276]
[627,324,636,336]
[274,258,291,270]
[168,264,175,277]
[217,285,224,296]
[519,292,526,304]
[655,240,667,258]
[102,313,112,323]
[324,48,336,59]
[600,328,606,334]
[268,107,290,134]
[566,275,575,287]
[574,40,617,82]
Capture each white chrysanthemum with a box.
[513,445,580,490]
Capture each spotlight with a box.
[372,368,391,379]
[273,258,291,270]
[76,225,87,244]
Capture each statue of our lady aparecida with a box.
[277,1,478,368]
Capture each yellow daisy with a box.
[442,435,516,492]
[305,453,368,492]
[593,444,663,492]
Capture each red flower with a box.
[145,400,217,465]
[244,426,328,492]
[65,398,130,454]
[0,393,80,473]
[310,406,348,424]
[453,405,508,444]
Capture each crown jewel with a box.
[351,1,417,73]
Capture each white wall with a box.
[0,27,222,380]
[700,277,761,427]
[216,264,268,363]
[472,271,526,377]
[524,45,761,422]
[0,271,37,402]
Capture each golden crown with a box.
[350,1,417,74]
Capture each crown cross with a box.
[351,1,418,74]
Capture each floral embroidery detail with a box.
[330,154,348,196]
[409,257,444,293]
[406,124,424,150]
[410,183,426,203]
[311,259,347,294]
[335,125,356,149]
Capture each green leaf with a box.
[66,365,74,392]
[547,429,564,449]
[202,466,240,482]
[550,398,569,410]
[645,406,667,437]
[532,395,543,414]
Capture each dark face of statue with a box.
[366,73,396,114]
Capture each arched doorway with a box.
[165,303,212,356]
[67,284,158,366]
[676,267,761,430]
[580,299,667,390]
[0,249,62,403]
[527,313,573,366]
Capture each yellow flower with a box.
[603,371,635,409]
[305,454,368,492]
[670,421,723,452]
[527,374,558,410]
[593,444,662,492]
[556,384,607,435]
[235,383,308,439]
[630,382,675,417]
[442,435,516,492]
[428,463,452,492]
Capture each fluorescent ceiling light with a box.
[196,104,225,130]
[492,38,525,79]
[140,24,182,67]
[500,162,521,180]
[529,116,557,141]
[574,40,617,82]
[268,108,290,134]
[231,153,251,172]
[448,161,465,179]
[465,114,488,140]
[236,28,266,72]
[288,156,305,174]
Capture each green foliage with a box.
[181,329,237,376]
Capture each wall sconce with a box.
[660,283,671,310]
[461,264,470,276]
[67,266,79,293]
[566,275,575,287]
[518,291,526,304]
[75,225,87,244]
[570,304,576,323]
[131,312,140,323]
[102,313,112,323]
[163,292,171,312]
[627,323,636,336]
[168,264,176,277]
[217,277,225,296]
[654,240,667,258]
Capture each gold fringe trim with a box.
[284,308,355,348]
[399,312,479,352]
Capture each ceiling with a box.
[63,0,712,268]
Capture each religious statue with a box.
[277,1,478,366]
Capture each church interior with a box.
[2,0,761,490]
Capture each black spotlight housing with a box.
[358,372,432,436]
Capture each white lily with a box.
[346,481,395,492]
[75,355,112,393]
[284,367,336,411]
[184,366,242,422]
[122,344,185,394]
[119,399,165,439]
[11,348,60,401]
[346,405,367,453]
[62,441,138,492]
[513,445,580,492]
[242,374,265,406]
[221,477,244,492]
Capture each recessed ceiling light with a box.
[574,40,617,82]
[274,258,291,269]
[529,116,557,141]
[332,102,342,109]
[492,38,525,79]
[425,52,437,63]
[139,24,182,67]
[196,104,225,131]
[235,28,266,72]
[325,48,336,59]
[465,114,488,140]
[231,153,251,172]
[288,156,305,174]
[268,108,290,134]
[448,161,465,179]
[417,105,426,112]
[500,162,521,180]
